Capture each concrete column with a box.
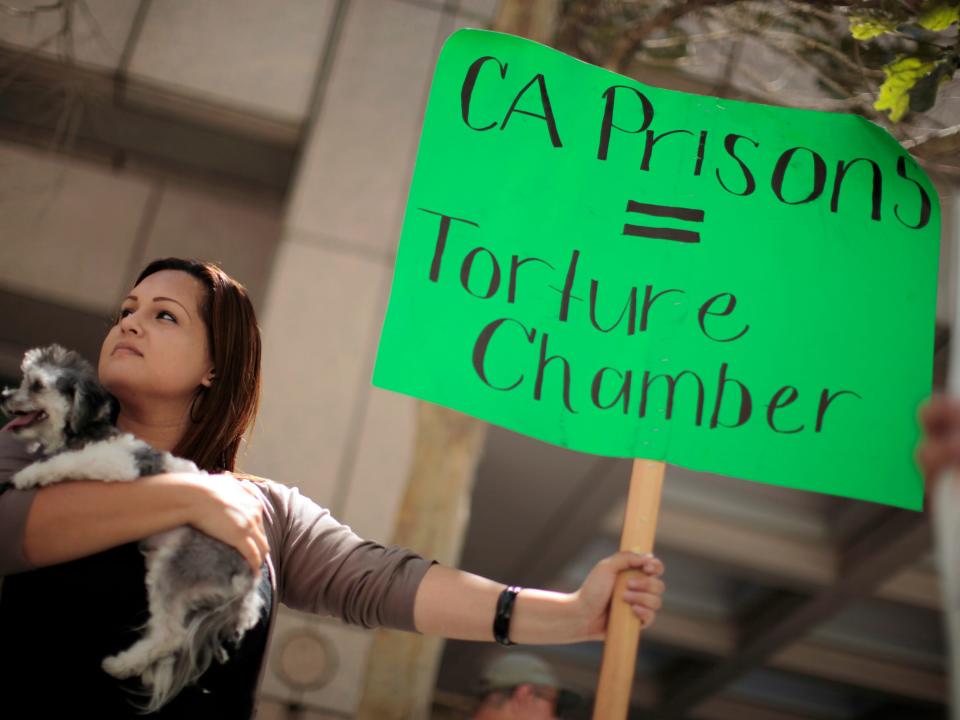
[354,403,487,720]
[244,2,501,717]
[354,3,561,718]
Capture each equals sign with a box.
[622,201,705,244]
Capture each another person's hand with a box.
[178,471,268,573]
[917,395,960,490]
[572,551,665,641]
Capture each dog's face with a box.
[1,344,113,454]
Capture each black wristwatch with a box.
[493,585,522,646]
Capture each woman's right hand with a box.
[177,471,268,573]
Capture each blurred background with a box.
[0,1,958,718]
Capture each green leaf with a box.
[917,1,960,31]
[849,13,899,39]
[874,55,938,121]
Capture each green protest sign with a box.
[372,29,940,511]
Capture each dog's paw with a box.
[215,646,230,664]
[12,461,68,489]
[140,659,161,689]
[10,468,40,490]
[102,653,140,679]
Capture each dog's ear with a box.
[66,376,113,434]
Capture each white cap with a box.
[480,653,561,690]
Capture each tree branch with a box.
[605,0,741,72]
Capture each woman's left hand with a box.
[572,551,665,641]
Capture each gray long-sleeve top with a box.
[0,431,435,693]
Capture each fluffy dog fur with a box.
[1,344,264,713]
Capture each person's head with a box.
[97,257,261,472]
[472,653,579,720]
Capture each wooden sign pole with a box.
[592,458,666,719]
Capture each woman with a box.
[0,257,666,717]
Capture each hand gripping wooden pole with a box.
[592,458,665,719]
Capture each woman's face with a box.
[98,269,214,407]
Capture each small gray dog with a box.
[1,344,264,713]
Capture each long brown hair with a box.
[119,257,263,475]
